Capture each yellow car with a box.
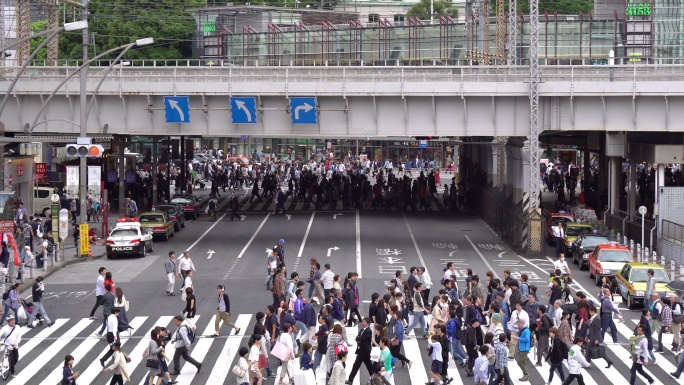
[138,212,175,241]
[563,223,594,255]
[616,262,675,309]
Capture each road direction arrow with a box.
[333,213,343,219]
[498,251,506,258]
[235,100,253,122]
[207,249,215,259]
[294,103,314,120]
[168,100,185,122]
[266,248,273,255]
[286,214,291,220]
[379,256,402,264]
[448,250,459,256]
[327,246,340,257]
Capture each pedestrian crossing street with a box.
[7,312,684,385]
[214,193,453,213]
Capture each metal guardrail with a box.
[662,220,684,246]
[5,64,684,86]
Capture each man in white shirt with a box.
[89,267,107,320]
[0,315,20,378]
[507,302,530,359]
[554,254,572,283]
[554,224,565,258]
[177,251,196,290]
[184,271,194,291]
[99,307,120,367]
[321,264,335,298]
[443,262,456,285]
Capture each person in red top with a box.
[104,272,115,293]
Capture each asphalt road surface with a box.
[8,210,684,385]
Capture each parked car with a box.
[616,262,674,309]
[138,212,175,241]
[106,219,154,259]
[154,204,186,231]
[588,242,634,286]
[570,233,611,270]
[171,194,200,220]
[562,223,593,255]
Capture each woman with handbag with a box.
[62,355,80,385]
[326,324,345,382]
[248,335,264,385]
[276,323,296,385]
[232,346,250,385]
[101,341,130,384]
[388,310,411,368]
[144,327,173,385]
[114,288,133,338]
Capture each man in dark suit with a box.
[347,317,373,384]
[586,306,613,368]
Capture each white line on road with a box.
[186,212,228,252]
[403,212,427,269]
[205,314,252,384]
[465,235,499,278]
[356,209,362,278]
[294,212,315,272]
[237,213,271,259]
[498,251,506,258]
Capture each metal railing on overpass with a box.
[6,64,684,85]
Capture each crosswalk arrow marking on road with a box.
[449,250,459,256]
[286,214,291,220]
[327,246,340,257]
[206,249,215,259]
[333,213,343,219]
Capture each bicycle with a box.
[0,343,12,380]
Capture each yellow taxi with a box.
[588,242,633,286]
[562,223,594,255]
[616,262,675,309]
[138,212,175,241]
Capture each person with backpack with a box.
[0,283,22,325]
[170,315,201,376]
[629,325,654,385]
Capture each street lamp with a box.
[639,205,647,261]
[0,20,89,117]
[27,38,155,133]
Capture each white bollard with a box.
[644,247,649,262]
[680,265,684,281]
[637,244,642,262]
[661,255,666,267]
[617,232,621,243]
[671,260,676,281]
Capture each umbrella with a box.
[667,281,684,294]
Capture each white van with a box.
[34,187,55,217]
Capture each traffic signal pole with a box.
[78,0,89,257]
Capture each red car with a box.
[545,212,575,245]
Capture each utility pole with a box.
[79,0,88,248]
[528,0,540,210]
[16,0,30,65]
[44,0,60,65]
[507,0,516,64]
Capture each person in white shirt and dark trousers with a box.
[89,267,107,319]
[563,336,591,385]
[99,308,120,367]
[0,315,20,378]
[177,252,196,292]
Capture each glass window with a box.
[368,14,379,23]
[394,14,405,22]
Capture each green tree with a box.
[29,20,49,61]
[56,0,207,61]
[505,0,593,15]
[407,0,459,19]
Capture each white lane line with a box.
[10,319,90,384]
[294,212,316,273]
[465,235,499,279]
[237,214,271,259]
[116,316,174,385]
[174,315,217,384]
[205,314,253,384]
[65,316,148,385]
[344,326,361,385]
[402,329,428,385]
[16,318,67,359]
[185,213,228,251]
[402,212,427,269]
[356,209,362,278]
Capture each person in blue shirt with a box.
[62,354,80,385]
[300,342,314,371]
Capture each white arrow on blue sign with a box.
[230,97,257,124]
[289,97,317,124]
[164,96,190,123]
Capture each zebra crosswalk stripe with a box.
[205,314,253,384]
[9,318,87,384]
[402,329,429,384]
[174,315,216,384]
[121,316,174,385]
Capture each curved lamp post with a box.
[27,37,154,133]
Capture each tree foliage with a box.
[406,0,459,19]
[29,20,49,61]
[501,0,593,15]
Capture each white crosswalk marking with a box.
[402,329,429,384]
[205,314,252,384]
[344,326,361,385]
[9,318,89,384]
[72,316,148,385]
[116,316,174,385]
[17,318,67,358]
[174,315,215,384]
[615,321,670,385]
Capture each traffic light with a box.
[66,144,104,158]
[415,136,439,140]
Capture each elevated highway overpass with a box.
[1,64,684,136]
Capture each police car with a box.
[105,218,154,259]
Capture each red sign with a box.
[0,220,14,234]
[16,164,23,177]
[35,163,47,178]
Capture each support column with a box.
[151,137,158,207]
[628,162,636,220]
[656,164,665,230]
[610,157,620,215]
[180,136,186,194]
[118,140,125,217]
[486,141,496,186]
[583,150,591,194]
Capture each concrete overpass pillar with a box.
[486,140,496,187]
[506,140,524,203]
[628,162,636,219]
[609,157,620,215]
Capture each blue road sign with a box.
[290,97,317,124]
[420,140,427,148]
[230,97,257,124]
[164,96,190,123]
